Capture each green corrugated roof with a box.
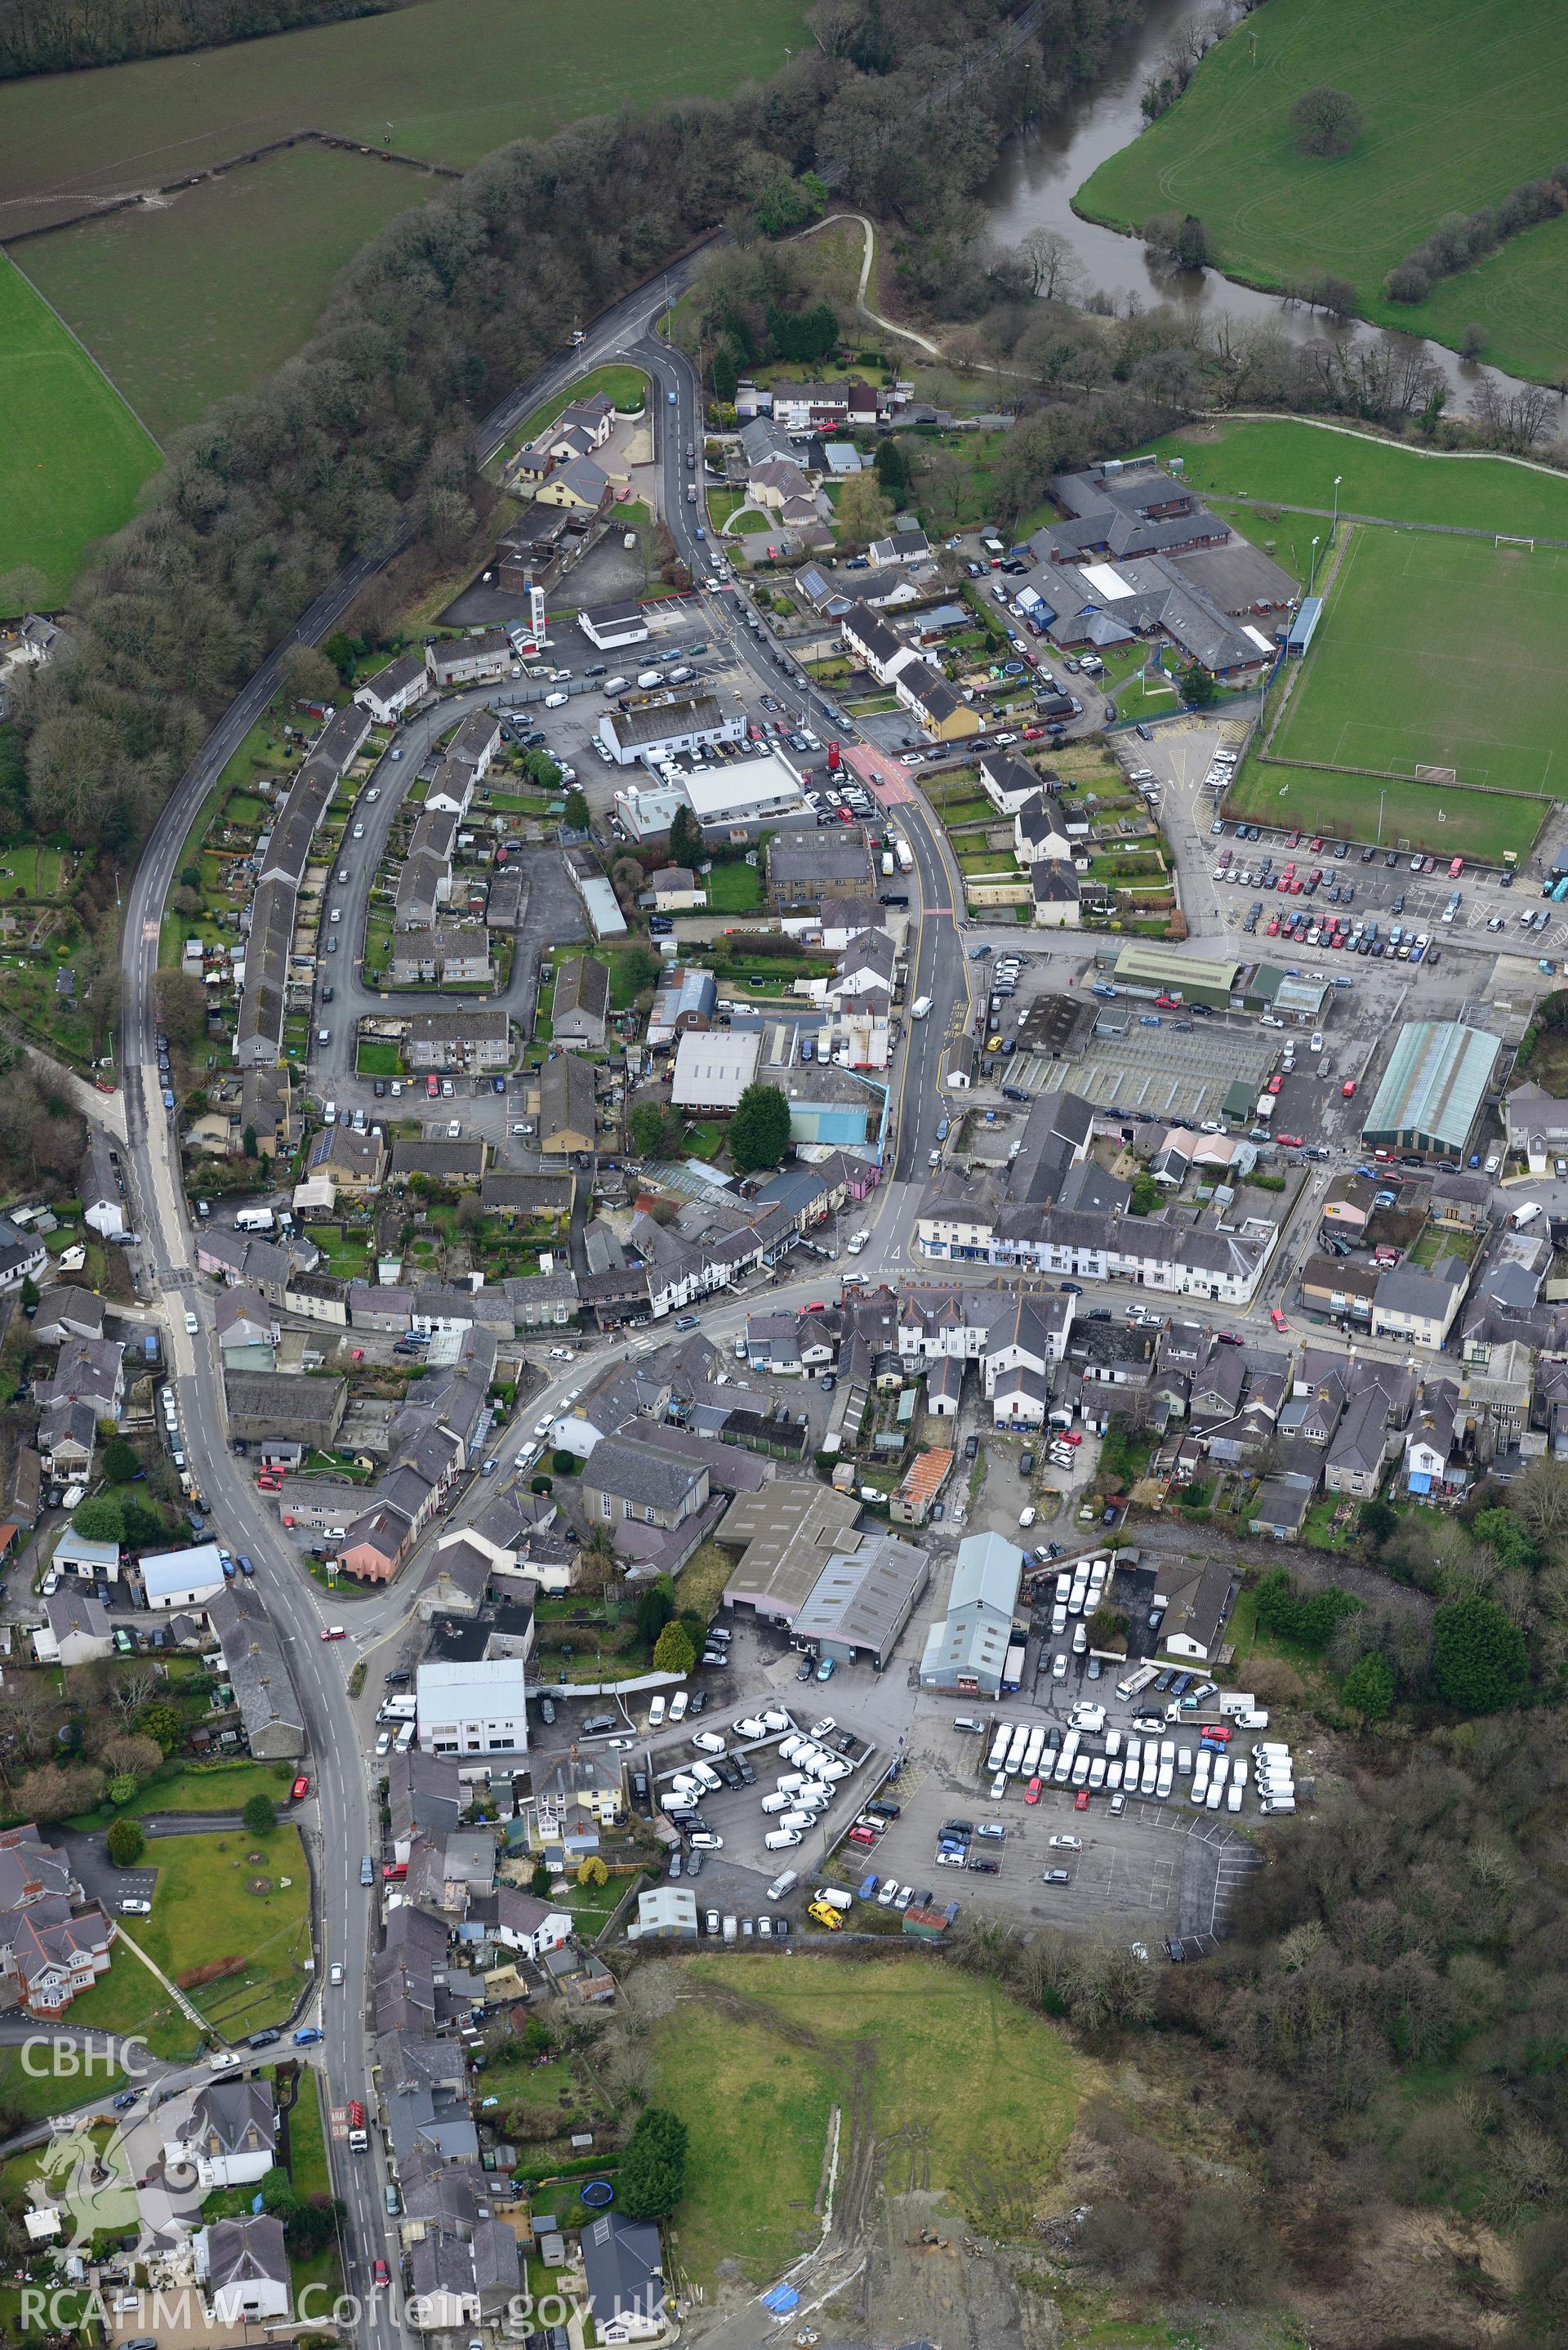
[1114,944,1241,990]
[1363,1021,1500,1150]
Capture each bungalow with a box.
[33,1590,114,1668]
[581,2211,667,2348]
[869,528,932,567]
[578,601,650,652]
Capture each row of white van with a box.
[992,1727,1295,1815]
[1053,1556,1111,1619]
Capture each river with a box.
[981,0,1533,408]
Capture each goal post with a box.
[1495,534,1535,551]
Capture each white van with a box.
[1259,1794,1296,1814]
[1512,1202,1544,1229]
[760,1708,791,1734]
[648,1694,666,1729]
[543,691,568,708]
[689,1761,723,1793]
[636,669,665,689]
[668,1690,689,1723]
[602,676,629,696]
[764,1827,802,1851]
[911,996,933,1020]
[760,1790,793,1815]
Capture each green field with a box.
[1077,0,1568,381]
[1223,754,1546,863]
[0,0,805,239]
[0,256,158,609]
[653,1955,1080,2285]
[1152,420,1568,541]
[22,145,439,439]
[1272,527,1568,796]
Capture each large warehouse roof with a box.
[1112,944,1241,997]
[1363,1021,1501,1152]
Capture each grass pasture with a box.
[653,1954,1080,2285]
[1151,420,1568,542]
[22,145,439,439]
[1076,0,1568,381]
[0,0,806,241]
[1272,528,1568,798]
[0,256,158,609]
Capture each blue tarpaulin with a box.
[760,2286,800,2314]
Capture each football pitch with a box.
[1272,528,1568,798]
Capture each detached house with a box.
[165,2080,278,2189]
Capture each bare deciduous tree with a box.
[1016,226,1081,303]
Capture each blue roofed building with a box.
[918,1531,1024,1697]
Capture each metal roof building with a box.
[1361,1021,1501,1158]
[1111,943,1242,1012]
[791,1533,929,1667]
[918,1530,1025,1697]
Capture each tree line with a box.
[0,0,393,78]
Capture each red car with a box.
[848,1825,877,1846]
[1155,992,1179,1008]
[1062,1429,1083,1445]
[382,1861,408,1880]
[1342,1079,1357,1099]
[1024,1776,1043,1804]
[1271,1308,1290,1333]
[1074,1789,1090,1811]
[1277,1134,1303,1148]
[290,1775,310,1802]
[372,2260,390,2290]
[1309,835,1324,850]
[1286,830,1301,848]
[1202,1723,1234,1743]
[1267,1075,1283,1094]
[1022,724,1045,740]
[425,1074,439,1098]
[1266,916,1281,936]
[804,1302,826,1316]
[320,1625,346,1641]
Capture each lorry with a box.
[1116,1661,1159,1703]
[347,2101,368,2152]
[1254,1094,1276,1121]
[234,1207,275,1233]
